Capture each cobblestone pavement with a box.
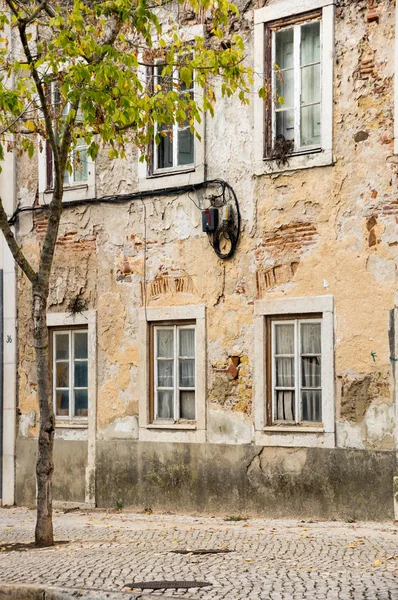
[0,508,398,599]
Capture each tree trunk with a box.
[33,287,55,547]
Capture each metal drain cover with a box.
[172,548,232,555]
[126,581,211,590]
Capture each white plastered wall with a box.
[1,146,17,505]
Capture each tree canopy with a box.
[0,0,254,175]
[0,0,256,547]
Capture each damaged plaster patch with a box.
[48,256,90,306]
[340,372,391,423]
[336,421,366,449]
[207,409,253,444]
[97,416,139,440]
[365,403,395,448]
[341,375,373,422]
[366,253,396,282]
[54,427,88,441]
[19,410,36,438]
[247,447,308,490]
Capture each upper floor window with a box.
[138,26,206,191]
[46,84,89,189]
[253,0,335,175]
[152,64,195,174]
[270,17,321,155]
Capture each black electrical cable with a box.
[207,179,241,260]
[7,180,217,225]
[212,222,237,260]
[8,178,241,260]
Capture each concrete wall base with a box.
[15,439,397,521]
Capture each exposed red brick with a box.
[367,0,379,22]
[368,230,377,247]
[366,215,377,231]
[261,222,318,255]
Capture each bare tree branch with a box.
[16,16,60,170]
[0,197,37,283]
[20,0,49,25]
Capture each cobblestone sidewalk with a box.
[0,508,397,599]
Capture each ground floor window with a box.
[152,323,196,421]
[270,317,322,423]
[52,328,88,418]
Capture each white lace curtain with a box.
[156,327,195,420]
[274,322,322,422]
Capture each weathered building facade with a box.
[2,0,398,520]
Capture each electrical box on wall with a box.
[202,208,218,232]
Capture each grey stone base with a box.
[16,438,87,505]
[15,439,397,521]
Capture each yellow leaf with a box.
[25,121,35,132]
[373,559,382,567]
[348,540,365,548]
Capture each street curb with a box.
[0,584,178,599]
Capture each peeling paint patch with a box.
[18,410,36,438]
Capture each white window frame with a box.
[253,0,335,175]
[271,317,322,424]
[38,84,96,203]
[46,311,97,428]
[254,295,335,448]
[47,311,97,505]
[52,329,89,421]
[152,63,195,175]
[138,25,205,191]
[271,18,322,154]
[138,304,206,443]
[153,323,196,422]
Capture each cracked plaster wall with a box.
[14,0,398,453]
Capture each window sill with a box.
[254,148,333,176]
[263,425,324,433]
[39,182,96,205]
[149,166,195,179]
[138,163,205,191]
[147,421,197,430]
[44,184,89,194]
[55,421,88,429]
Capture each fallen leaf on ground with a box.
[348,540,365,548]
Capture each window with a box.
[39,85,95,202]
[253,0,335,174]
[253,295,334,447]
[152,64,195,173]
[52,329,88,419]
[153,323,196,421]
[137,24,205,190]
[270,317,322,423]
[269,16,321,154]
[138,304,206,438]
[46,84,89,189]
